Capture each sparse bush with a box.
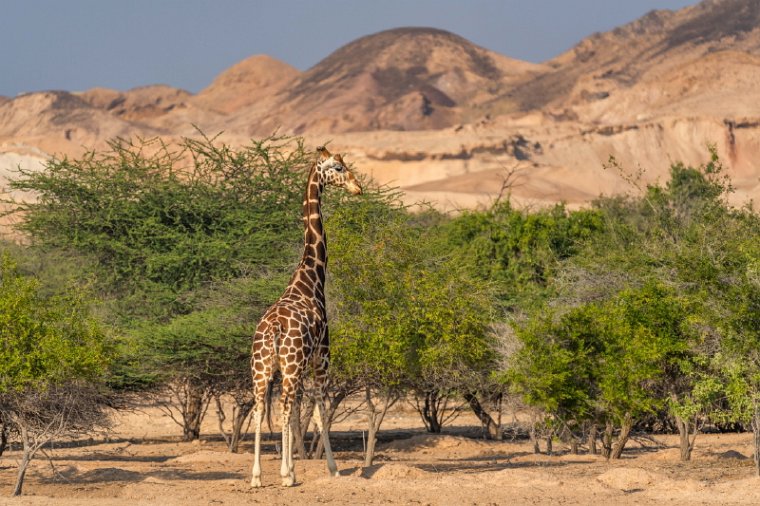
[0,255,113,495]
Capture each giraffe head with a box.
[315,146,362,195]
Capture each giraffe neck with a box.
[286,165,327,304]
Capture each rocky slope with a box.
[223,27,545,135]
[192,54,300,115]
[1,0,759,211]
[525,0,760,120]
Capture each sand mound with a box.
[169,449,251,465]
[556,453,602,462]
[75,467,144,483]
[370,463,431,480]
[382,434,487,452]
[596,467,660,490]
[713,449,749,460]
[489,468,562,487]
[637,448,682,461]
[142,476,170,485]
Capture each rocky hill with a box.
[0,90,154,155]
[519,0,760,119]
[218,27,545,135]
[1,0,759,211]
[192,55,300,115]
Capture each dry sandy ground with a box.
[1,404,758,505]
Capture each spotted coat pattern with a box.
[250,146,362,488]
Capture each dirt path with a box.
[1,406,758,505]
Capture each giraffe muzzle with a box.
[348,181,363,195]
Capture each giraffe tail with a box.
[265,321,283,436]
[265,370,280,436]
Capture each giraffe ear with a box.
[316,146,332,159]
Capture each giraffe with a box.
[250,146,362,488]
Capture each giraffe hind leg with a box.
[251,330,276,488]
[279,375,298,487]
[250,380,267,488]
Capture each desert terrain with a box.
[0,402,758,505]
[2,1,760,503]
[2,0,760,213]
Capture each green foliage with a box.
[9,135,307,321]
[0,255,111,394]
[511,282,695,426]
[444,201,604,310]
[132,307,252,386]
[328,197,422,389]
[510,151,759,449]
[593,283,693,422]
[328,196,497,395]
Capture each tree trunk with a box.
[545,434,553,455]
[419,390,443,433]
[587,424,598,455]
[308,389,346,460]
[494,394,503,435]
[215,395,253,453]
[363,388,396,467]
[559,426,578,454]
[181,380,209,442]
[230,400,254,453]
[0,419,7,457]
[290,394,307,459]
[13,452,30,496]
[464,393,501,440]
[530,423,540,454]
[297,395,318,460]
[365,415,379,467]
[12,425,35,496]
[675,414,696,462]
[601,420,613,459]
[610,413,633,460]
[752,401,760,477]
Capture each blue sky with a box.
[1,0,697,97]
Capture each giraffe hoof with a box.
[281,473,296,487]
[250,477,262,488]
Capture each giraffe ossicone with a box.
[250,146,361,488]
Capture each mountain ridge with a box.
[2,0,759,212]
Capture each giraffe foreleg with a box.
[312,395,339,477]
[312,363,339,477]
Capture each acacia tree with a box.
[511,283,698,458]
[0,256,113,496]
[409,265,498,435]
[444,202,605,440]
[328,193,500,464]
[328,199,415,466]
[511,152,755,459]
[595,284,696,458]
[509,307,599,453]
[8,135,308,439]
[589,154,751,460]
[712,212,760,473]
